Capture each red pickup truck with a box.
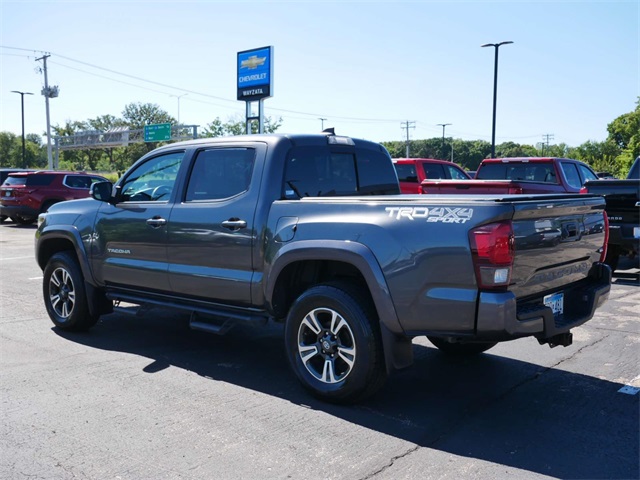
[393,158,471,194]
[420,157,598,194]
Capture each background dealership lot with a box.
[1,223,638,479]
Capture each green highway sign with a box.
[144,123,171,142]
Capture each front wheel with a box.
[285,282,386,404]
[43,252,99,331]
[428,336,497,355]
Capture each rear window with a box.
[477,162,558,184]
[2,176,27,186]
[284,146,398,198]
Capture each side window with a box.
[65,175,102,189]
[185,148,255,201]
[394,164,417,183]
[446,165,469,180]
[26,174,55,186]
[578,164,597,183]
[120,151,185,202]
[423,163,446,179]
[560,162,582,189]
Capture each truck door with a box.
[92,151,186,291]
[166,145,264,306]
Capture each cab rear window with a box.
[284,146,399,198]
[477,163,558,184]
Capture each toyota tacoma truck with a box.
[35,133,611,403]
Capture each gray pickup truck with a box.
[35,133,611,403]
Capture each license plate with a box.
[544,292,564,317]
[4,191,11,197]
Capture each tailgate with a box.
[507,195,607,300]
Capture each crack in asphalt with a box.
[358,445,420,480]
[361,334,611,478]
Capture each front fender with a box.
[36,225,96,287]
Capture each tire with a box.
[0,215,6,223]
[43,251,99,331]
[284,282,387,404]
[11,215,36,225]
[428,336,497,355]
[604,244,620,272]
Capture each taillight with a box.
[469,221,514,290]
[579,186,588,194]
[599,211,609,262]
[508,186,523,194]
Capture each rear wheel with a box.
[0,215,6,223]
[285,282,386,404]
[428,336,497,355]
[43,252,99,331]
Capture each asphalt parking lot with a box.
[1,222,638,480]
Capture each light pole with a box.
[437,123,451,158]
[11,90,34,168]
[319,117,327,130]
[171,93,188,125]
[481,41,513,158]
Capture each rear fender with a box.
[265,240,413,372]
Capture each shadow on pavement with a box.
[54,309,639,479]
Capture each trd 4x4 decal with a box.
[385,206,473,224]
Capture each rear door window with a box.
[394,164,417,182]
[560,162,582,189]
[423,163,446,179]
[26,174,55,186]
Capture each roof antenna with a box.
[322,127,335,135]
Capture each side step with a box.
[189,312,236,335]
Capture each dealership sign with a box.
[237,46,273,101]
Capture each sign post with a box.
[237,46,273,134]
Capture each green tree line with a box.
[1,99,637,178]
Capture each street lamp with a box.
[437,123,451,154]
[11,90,34,168]
[481,41,513,158]
[171,93,188,124]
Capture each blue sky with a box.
[1,0,638,147]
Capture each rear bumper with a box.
[476,262,611,341]
[0,204,38,219]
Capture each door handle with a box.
[146,217,167,228]
[221,219,247,230]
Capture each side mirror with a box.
[90,181,114,203]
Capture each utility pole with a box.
[36,54,56,170]
[437,123,451,159]
[319,118,327,130]
[401,120,415,158]
[542,133,554,156]
[171,93,187,125]
[11,90,34,168]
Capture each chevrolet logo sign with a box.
[241,55,266,70]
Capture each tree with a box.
[605,97,639,175]
[201,115,283,138]
[121,103,175,130]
